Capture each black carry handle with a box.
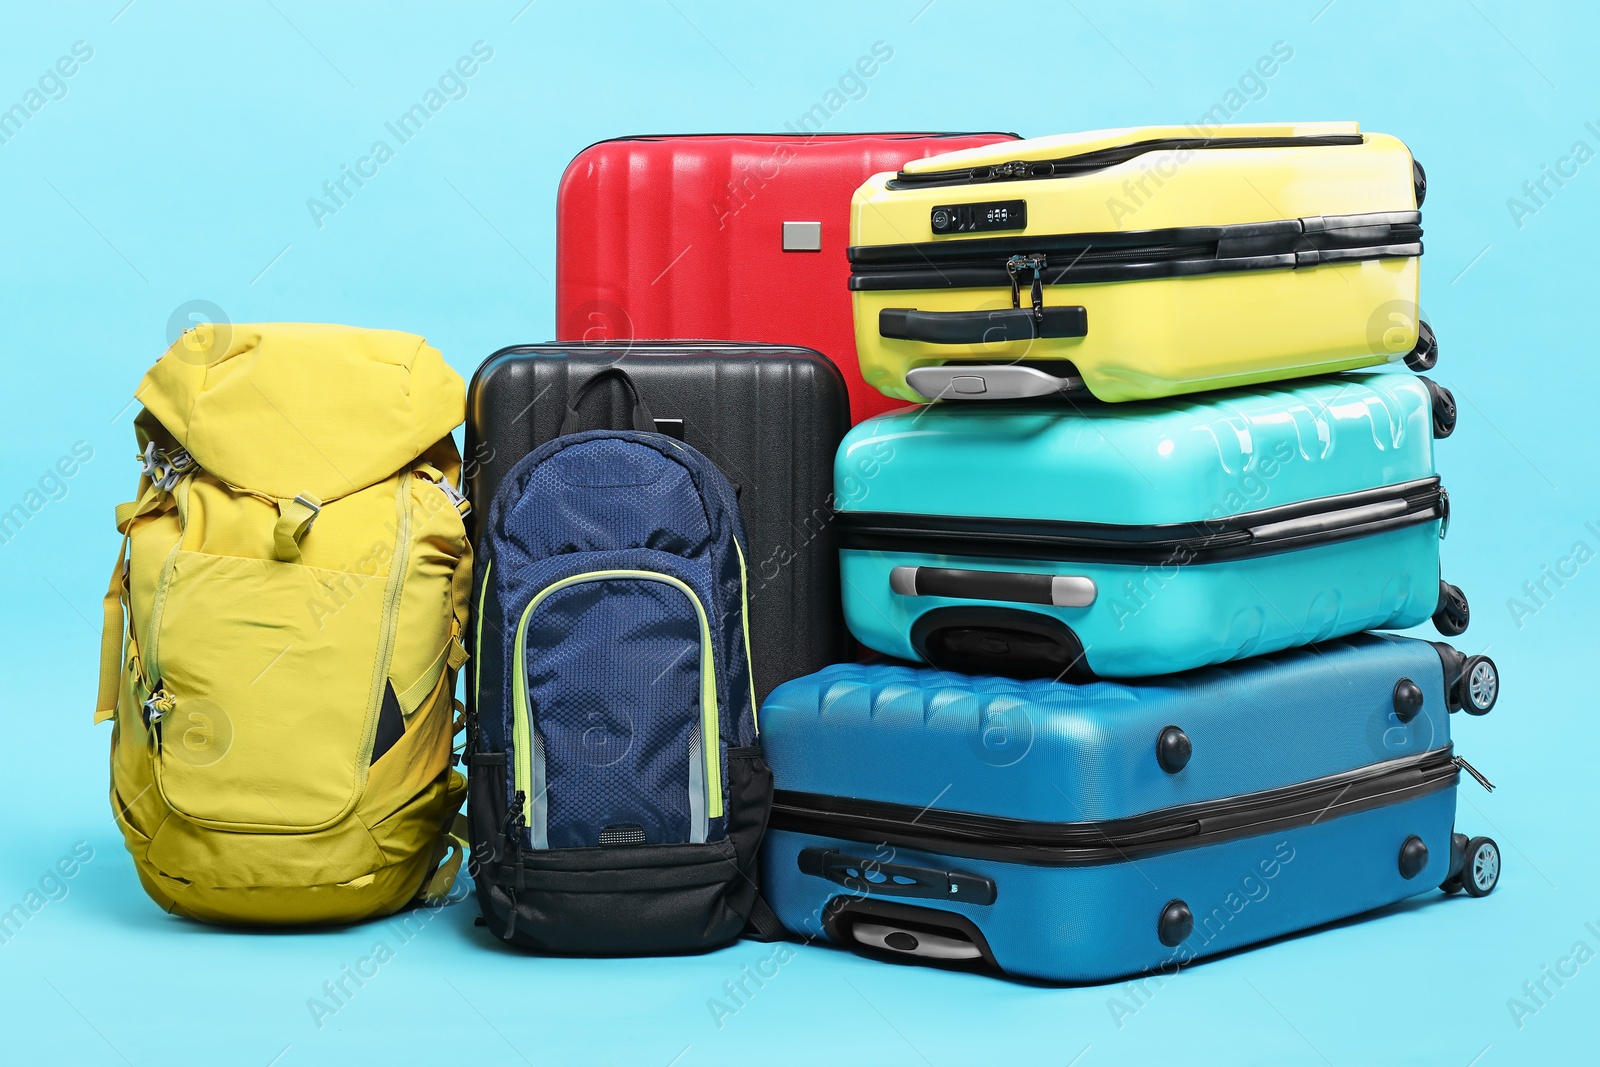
[559,366,658,435]
[879,305,1087,345]
[797,847,997,906]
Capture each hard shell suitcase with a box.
[759,635,1503,983]
[467,342,850,703]
[847,122,1437,404]
[835,372,1468,680]
[555,132,1019,423]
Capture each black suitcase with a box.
[466,341,853,703]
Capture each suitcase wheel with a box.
[1413,159,1428,208]
[1404,320,1439,372]
[1454,655,1498,715]
[1432,580,1470,636]
[1463,836,1501,897]
[1440,832,1468,894]
[1398,834,1429,879]
[1418,375,1457,439]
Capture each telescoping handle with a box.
[890,566,1097,608]
[798,848,997,906]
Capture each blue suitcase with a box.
[835,372,1466,679]
[759,634,1502,983]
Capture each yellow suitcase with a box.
[848,122,1434,403]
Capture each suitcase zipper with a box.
[1006,253,1047,322]
[837,478,1446,566]
[848,211,1422,292]
[886,134,1365,189]
[771,748,1460,867]
[1452,755,1495,792]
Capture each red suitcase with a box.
[555,132,1020,424]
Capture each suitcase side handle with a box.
[890,565,1096,608]
[879,305,1087,345]
[798,847,997,906]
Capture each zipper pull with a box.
[1006,254,1047,320]
[1438,487,1451,540]
[503,790,526,838]
[1453,755,1495,792]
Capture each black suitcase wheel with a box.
[1457,655,1498,715]
[1404,320,1439,371]
[1463,836,1500,897]
[1440,832,1467,893]
[1419,375,1456,439]
[1413,159,1428,207]
[1433,580,1470,636]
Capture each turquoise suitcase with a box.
[836,373,1465,679]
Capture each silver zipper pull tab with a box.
[1006,254,1047,318]
[1453,755,1495,792]
[1438,488,1451,539]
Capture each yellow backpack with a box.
[96,323,472,925]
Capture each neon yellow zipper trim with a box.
[732,538,759,735]
[474,558,492,707]
[511,569,722,835]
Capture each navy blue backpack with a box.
[467,369,776,954]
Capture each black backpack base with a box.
[468,745,775,956]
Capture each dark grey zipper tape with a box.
[771,748,1459,867]
[885,134,1366,189]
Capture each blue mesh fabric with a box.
[476,431,756,847]
[528,577,701,848]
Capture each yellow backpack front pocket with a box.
[151,549,385,831]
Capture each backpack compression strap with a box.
[418,800,470,905]
[415,463,474,673]
[95,485,173,723]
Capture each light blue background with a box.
[2,1,1596,1064]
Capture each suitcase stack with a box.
[756,122,1505,982]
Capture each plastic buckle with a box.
[438,479,471,518]
[139,443,196,492]
[138,442,166,484]
[292,493,322,530]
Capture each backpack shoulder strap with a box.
[743,893,789,943]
